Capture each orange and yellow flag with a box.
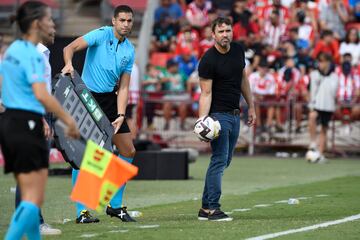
[70,140,138,212]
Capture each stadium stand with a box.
[139,0,360,155]
[0,0,60,34]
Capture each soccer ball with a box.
[305,149,321,163]
[193,116,221,142]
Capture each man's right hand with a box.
[64,117,80,139]
[247,107,256,127]
[61,63,75,78]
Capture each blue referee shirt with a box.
[82,26,135,93]
[1,40,46,114]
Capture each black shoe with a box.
[198,208,209,221]
[208,209,233,222]
[106,206,136,222]
[76,210,100,224]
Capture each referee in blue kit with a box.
[0,1,79,238]
[62,5,137,223]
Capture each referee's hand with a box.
[112,116,125,134]
[61,63,75,78]
[64,118,80,139]
[42,118,53,139]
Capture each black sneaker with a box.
[198,208,209,221]
[208,209,233,222]
[106,206,136,222]
[75,210,100,224]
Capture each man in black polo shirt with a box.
[196,17,256,221]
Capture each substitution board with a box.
[52,71,114,169]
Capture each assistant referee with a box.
[0,1,79,238]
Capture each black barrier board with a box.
[52,71,114,169]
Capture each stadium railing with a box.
[137,92,360,155]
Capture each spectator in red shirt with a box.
[277,57,302,132]
[231,0,260,45]
[199,25,214,57]
[185,0,212,30]
[249,59,277,135]
[175,29,200,58]
[335,53,360,121]
[258,0,290,26]
[261,10,287,50]
[289,0,318,35]
[312,30,340,63]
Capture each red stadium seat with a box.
[149,52,173,68]
[346,22,360,31]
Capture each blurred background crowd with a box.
[147,0,359,134]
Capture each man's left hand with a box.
[112,116,125,134]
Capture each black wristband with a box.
[117,113,126,118]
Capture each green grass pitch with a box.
[1,155,360,239]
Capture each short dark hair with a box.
[166,58,178,68]
[258,58,268,67]
[211,17,232,32]
[14,1,48,34]
[321,30,333,38]
[317,52,333,62]
[271,9,280,16]
[290,27,298,33]
[343,53,352,59]
[114,5,134,18]
[146,63,154,71]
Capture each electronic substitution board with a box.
[52,71,114,169]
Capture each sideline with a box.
[246,213,360,240]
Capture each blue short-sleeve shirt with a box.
[1,40,46,114]
[82,26,135,93]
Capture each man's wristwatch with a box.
[117,113,126,118]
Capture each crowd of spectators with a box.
[0,0,359,136]
[144,0,360,135]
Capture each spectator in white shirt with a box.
[339,28,360,66]
[249,59,277,134]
